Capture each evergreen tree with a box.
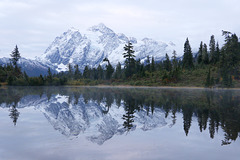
[106,63,114,80]
[83,66,90,79]
[171,50,180,82]
[197,41,203,64]
[150,56,155,72]
[139,63,145,77]
[74,64,81,80]
[91,68,98,80]
[209,35,216,64]
[225,33,240,66]
[163,53,172,71]
[10,45,21,67]
[10,45,22,78]
[172,50,178,70]
[182,38,194,69]
[220,31,237,67]
[114,62,122,79]
[220,31,240,86]
[47,67,53,84]
[123,42,136,77]
[145,55,151,72]
[103,58,114,80]
[123,41,135,64]
[122,99,135,131]
[135,59,141,76]
[68,63,73,76]
[182,106,193,136]
[0,66,7,82]
[9,104,20,126]
[203,43,209,64]
[23,71,29,84]
[39,74,44,85]
[215,42,220,63]
[97,65,104,79]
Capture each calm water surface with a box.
[0,86,240,160]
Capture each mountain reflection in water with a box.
[0,86,240,146]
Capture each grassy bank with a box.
[65,67,240,88]
[2,65,240,88]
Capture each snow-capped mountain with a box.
[38,23,176,72]
[0,57,52,76]
[0,23,176,75]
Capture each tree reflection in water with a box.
[122,96,135,131]
[0,86,240,145]
[9,103,20,126]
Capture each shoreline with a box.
[2,83,240,90]
[61,85,240,90]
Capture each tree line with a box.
[0,30,240,87]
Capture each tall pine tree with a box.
[164,53,172,71]
[10,45,21,67]
[68,63,73,79]
[197,41,203,64]
[209,35,216,64]
[220,31,240,68]
[123,41,136,77]
[145,56,150,72]
[74,64,81,80]
[97,65,104,80]
[103,58,114,80]
[220,31,240,86]
[203,43,209,64]
[215,42,220,63]
[172,50,178,70]
[182,38,194,69]
[83,66,90,79]
[114,62,122,79]
[150,56,155,72]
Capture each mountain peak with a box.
[68,27,79,32]
[64,27,80,35]
[88,23,114,34]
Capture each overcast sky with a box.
[0,0,239,59]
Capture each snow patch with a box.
[56,63,68,72]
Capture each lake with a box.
[0,86,240,160]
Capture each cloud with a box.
[0,0,240,58]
